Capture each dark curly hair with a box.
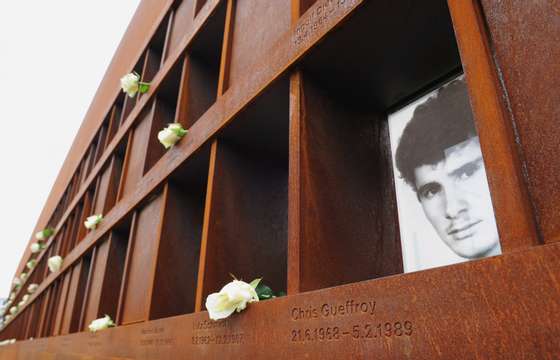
[395,78,477,191]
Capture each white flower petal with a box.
[47,256,63,273]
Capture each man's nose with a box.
[444,187,468,219]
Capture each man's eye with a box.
[457,162,480,180]
[420,183,441,200]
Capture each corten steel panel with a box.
[166,0,196,60]
[292,72,402,293]
[149,183,203,319]
[60,263,84,335]
[119,194,164,325]
[2,0,416,324]
[479,0,560,243]
[52,273,71,337]
[119,108,154,199]
[92,161,114,215]
[228,0,292,87]
[448,0,540,252]
[1,243,559,358]
[6,0,556,352]
[199,141,289,296]
[81,240,110,329]
[14,0,172,277]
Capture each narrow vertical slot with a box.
[92,154,123,216]
[120,58,145,124]
[144,60,183,173]
[118,192,165,325]
[118,105,155,199]
[23,301,38,339]
[75,189,94,244]
[60,189,70,215]
[60,215,74,257]
[28,294,44,339]
[48,278,66,336]
[66,203,83,253]
[149,145,210,319]
[181,0,227,125]
[141,12,172,85]
[93,121,109,165]
[108,95,125,143]
[56,256,91,335]
[81,225,129,329]
[67,254,92,333]
[83,142,97,184]
[165,0,196,61]
[196,78,289,309]
[36,291,50,338]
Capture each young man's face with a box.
[413,137,500,259]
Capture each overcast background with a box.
[0,1,140,298]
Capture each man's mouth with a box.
[448,220,482,239]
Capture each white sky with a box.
[0,1,141,298]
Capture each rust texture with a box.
[0,0,558,358]
[479,0,560,243]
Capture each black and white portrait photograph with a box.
[389,76,502,273]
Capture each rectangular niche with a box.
[289,0,464,291]
[118,145,211,323]
[140,12,172,85]
[81,216,132,330]
[165,0,196,61]
[143,60,184,173]
[150,144,211,319]
[196,78,289,307]
[180,0,226,124]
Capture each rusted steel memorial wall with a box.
[1,0,558,358]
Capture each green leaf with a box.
[43,228,55,237]
[249,278,262,289]
[171,126,188,138]
[255,283,274,300]
[139,83,150,93]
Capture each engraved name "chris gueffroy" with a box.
[291,300,376,320]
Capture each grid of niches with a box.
[0,0,515,343]
[2,0,218,338]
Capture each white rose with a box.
[120,72,140,97]
[84,214,103,230]
[18,300,25,308]
[9,306,17,315]
[27,284,39,294]
[26,259,37,270]
[48,255,63,273]
[30,242,41,253]
[12,278,21,287]
[9,292,15,301]
[88,315,115,332]
[0,339,15,346]
[157,123,188,149]
[35,228,53,240]
[22,295,29,303]
[4,315,11,322]
[205,280,259,320]
[20,272,27,281]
